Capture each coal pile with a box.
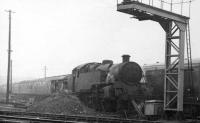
[26,92,95,115]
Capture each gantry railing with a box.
[117,0,192,17]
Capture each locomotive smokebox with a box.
[108,61,142,85]
[122,54,130,63]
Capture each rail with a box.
[0,110,162,123]
[0,115,79,123]
[0,110,199,122]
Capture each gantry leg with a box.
[160,20,187,112]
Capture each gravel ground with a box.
[0,92,118,117]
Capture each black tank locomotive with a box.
[70,55,146,112]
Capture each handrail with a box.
[117,0,192,17]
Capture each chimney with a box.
[122,54,130,63]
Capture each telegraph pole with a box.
[10,60,12,94]
[44,66,47,80]
[5,10,15,104]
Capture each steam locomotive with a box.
[67,55,149,114]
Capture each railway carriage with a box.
[11,75,67,95]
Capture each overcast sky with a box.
[0,0,199,83]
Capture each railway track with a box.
[0,110,161,123]
[0,111,199,123]
[0,114,77,123]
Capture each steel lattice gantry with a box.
[117,1,189,112]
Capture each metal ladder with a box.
[185,21,193,95]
